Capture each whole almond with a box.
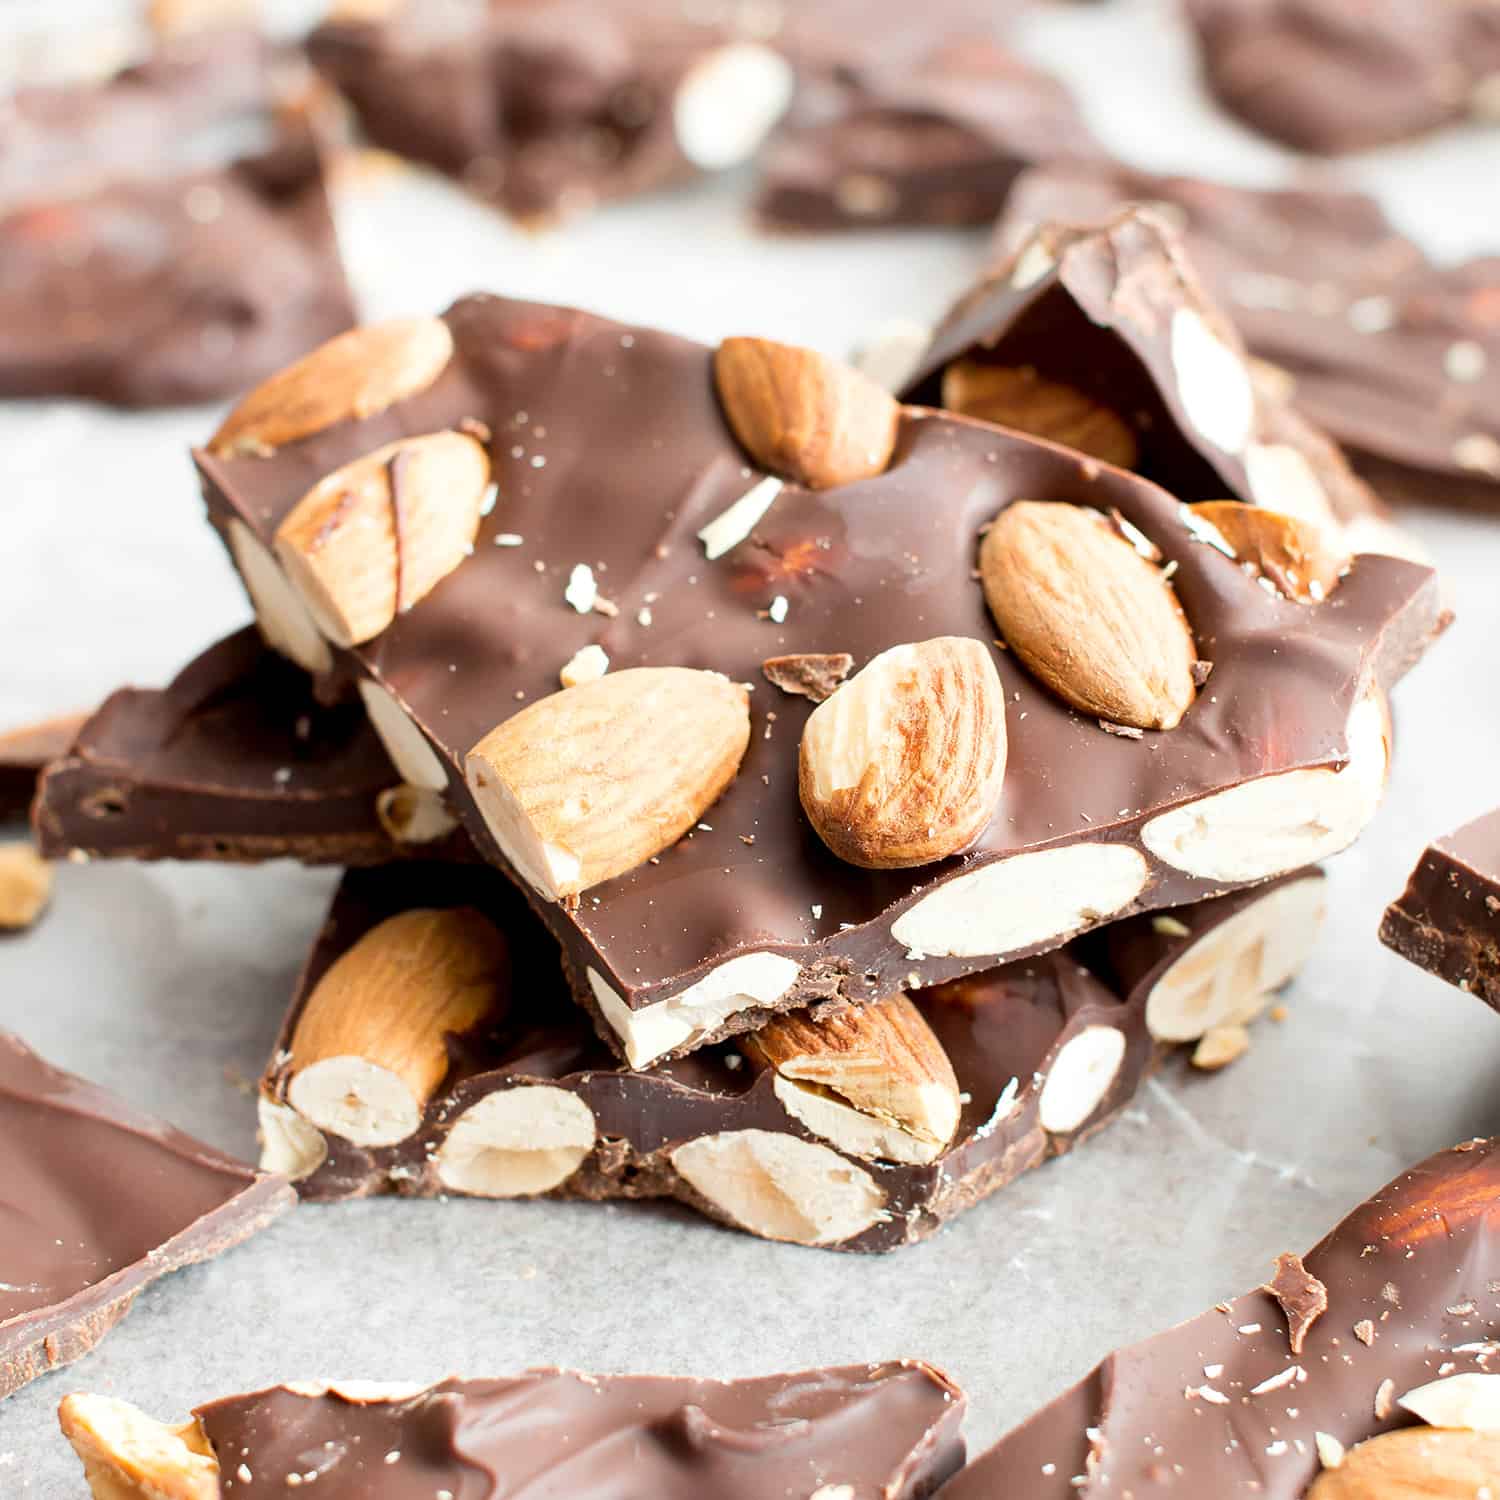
[1307,1428,1500,1499]
[942,360,1139,471]
[715,336,901,489]
[980,502,1198,731]
[465,667,751,900]
[274,430,491,647]
[799,636,1007,869]
[209,317,455,458]
[1188,500,1350,603]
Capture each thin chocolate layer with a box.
[199,290,1442,1065]
[1183,0,1500,154]
[1380,809,1500,1010]
[34,629,469,866]
[0,1032,292,1400]
[942,1137,1500,1496]
[0,710,84,823]
[993,162,1500,511]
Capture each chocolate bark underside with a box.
[197,293,1442,1067]
[0,1033,293,1400]
[943,1136,1500,1497]
[1380,808,1500,1010]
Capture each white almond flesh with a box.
[1037,1025,1126,1134]
[1244,442,1339,532]
[670,1129,886,1246]
[890,843,1148,959]
[257,1094,329,1181]
[58,1394,219,1500]
[852,320,932,394]
[228,518,333,675]
[1399,1373,1500,1432]
[1171,306,1255,456]
[374,784,459,844]
[674,43,795,169]
[1141,692,1389,883]
[359,679,450,793]
[435,1086,596,1197]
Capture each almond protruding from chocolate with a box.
[744,994,962,1164]
[465,667,751,900]
[284,907,507,1146]
[274,431,490,646]
[208,317,455,458]
[942,361,1139,471]
[980,501,1198,731]
[1306,1428,1500,1499]
[0,841,53,930]
[799,637,1006,870]
[59,1394,219,1500]
[1188,500,1351,603]
[715,337,901,489]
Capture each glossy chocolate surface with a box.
[196,1362,965,1498]
[0,1032,292,1399]
[1381,808,1500,1011]
[199,291,1441,1052]
[945,1138,1500,1496]
[994,163,1500,507]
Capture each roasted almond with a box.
[715,336,901,489]
[274,430,490,647]
[980,501,1198,731]
[744,994,962,1164]
[941,361,1139,471]
[1188,500,1350,603]
[0,841,52,930]
[1307,1427,1500,1499]
[59,1394,220,1500]
[465,667,751,900]
[799,636,1007,869]
[208,317,455,458]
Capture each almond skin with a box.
[942,361,1139,471]
[208,317,455,457]
[465,667,751,900]
[1188,500,1350,603]
[273,431,491,647]
[980,501,1198,731]
[799,636,1007,869]
[1306,1428,1500,1499]
[715,337,901,489]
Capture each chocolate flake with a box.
[1262,1252,1329,1355]
[761,653,855,703]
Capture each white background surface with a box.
[2,0,1500,1491]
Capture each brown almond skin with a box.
[799,637,1008,870]
[1189,500,1350,603]
[942,361,1140,471]
[715,337,901,489]
[1307,1428,1500,1499]
[980,501,1198,732]
[209,317,455,458]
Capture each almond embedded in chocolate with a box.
[1188,500,1350,603]
[1306,1427,1500,1499]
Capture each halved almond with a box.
[274,431,490,646]
[1306,1427,1500,1499]
[208,317,455,458]
[1187,500,1350,603]
[465,667,751,900]
[799,637,1006,869]
[980,501,1198,731]
[714,337,901,489]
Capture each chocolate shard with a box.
[1381,808,1500,1010]
[1183,0,1500,155]
[0,1031,292,1400]
[0,710,85,823]
[33,629,470,867]
[941,1138,1500,1497]
[60,1361,966,1499]
[755,38,1100,233]
[1261,1250,1328,1355]
[992,161,1500,514]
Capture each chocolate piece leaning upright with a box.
[992,163,1500,512]
[942,1136,1500,1497]
[195,295,1442,1067]
[0,1032,292,1400]
[1380,809,1500,1011]
[60,1361,966,1499]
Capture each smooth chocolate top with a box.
[944,1137,1500,1497]
[199,291,1438,1024]
[195,1363,966,1497]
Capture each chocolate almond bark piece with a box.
[1380,810,1500,1009]
[60,1361,966,1499]
[0,1032,292,1400]
[196,295,1442,1067]
[940,1137,1500,1497]
[255,864,1322,1252]
[993,163,1500,512]
[33,630,470,867]
[0,710,85,823]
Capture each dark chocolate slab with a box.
[0,1032,292,1400]
[942,1137,1500,1496]
[1381,809,1500,1009]
[0,710,84,823]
